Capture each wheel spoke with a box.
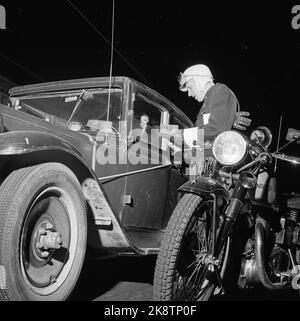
[195,280,212,300]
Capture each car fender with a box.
[0,130,82,156]
[0,130,143,254]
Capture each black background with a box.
[1,0,300,191]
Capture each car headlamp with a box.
[212,131,247,166]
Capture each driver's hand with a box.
[233,111,252,131]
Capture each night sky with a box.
[1,0,300,190]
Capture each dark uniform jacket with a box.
[195,83,238,142]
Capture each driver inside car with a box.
[128,113,150,143]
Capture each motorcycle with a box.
[153,126,300,301]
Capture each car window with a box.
[12,88,123,135]
[133,93,163,128]
[131,93,168,145]
[67,89,122,134]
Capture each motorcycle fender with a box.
[178,176,229,201]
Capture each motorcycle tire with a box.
[153,193,229,301]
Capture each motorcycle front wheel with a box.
[153,193,229,301]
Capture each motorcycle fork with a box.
[204,181,247,293]
[213,181,247,259]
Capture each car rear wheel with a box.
[0,163,87,301]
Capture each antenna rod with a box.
[106,0,115,141]
[274,115,282,173]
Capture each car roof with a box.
[9,76,130,96]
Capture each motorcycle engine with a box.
[277,194,300,261]
[238,194,300,289]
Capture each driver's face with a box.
[140,115,149,129]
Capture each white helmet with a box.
[179,64,213,92]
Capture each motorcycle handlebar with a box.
[272,153,300,165]
[218,170,240,180]
[218,152,300,180]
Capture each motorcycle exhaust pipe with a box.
[255,218,291,290]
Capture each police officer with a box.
[178,64,251,176]
[178,64,251,142]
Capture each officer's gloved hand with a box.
[233,111,252,131]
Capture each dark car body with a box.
[0,76,193,256]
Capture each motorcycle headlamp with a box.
[212,131,247,166]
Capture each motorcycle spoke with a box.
[196,279,212,301]
[175,265,210,300]
[174,275,194,300]
[172,200,226,301]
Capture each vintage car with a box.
[0,76,193,300]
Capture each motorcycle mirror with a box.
[286,128,300,144]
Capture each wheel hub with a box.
[34,221,63,260]
[23,196,71,288]
[202,254,220,267]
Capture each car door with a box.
[161,111,193,228]
[120,86,171,235]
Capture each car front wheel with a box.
[0,163,87,301]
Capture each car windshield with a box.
[13,88,123,133]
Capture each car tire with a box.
[0,163,87,301]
